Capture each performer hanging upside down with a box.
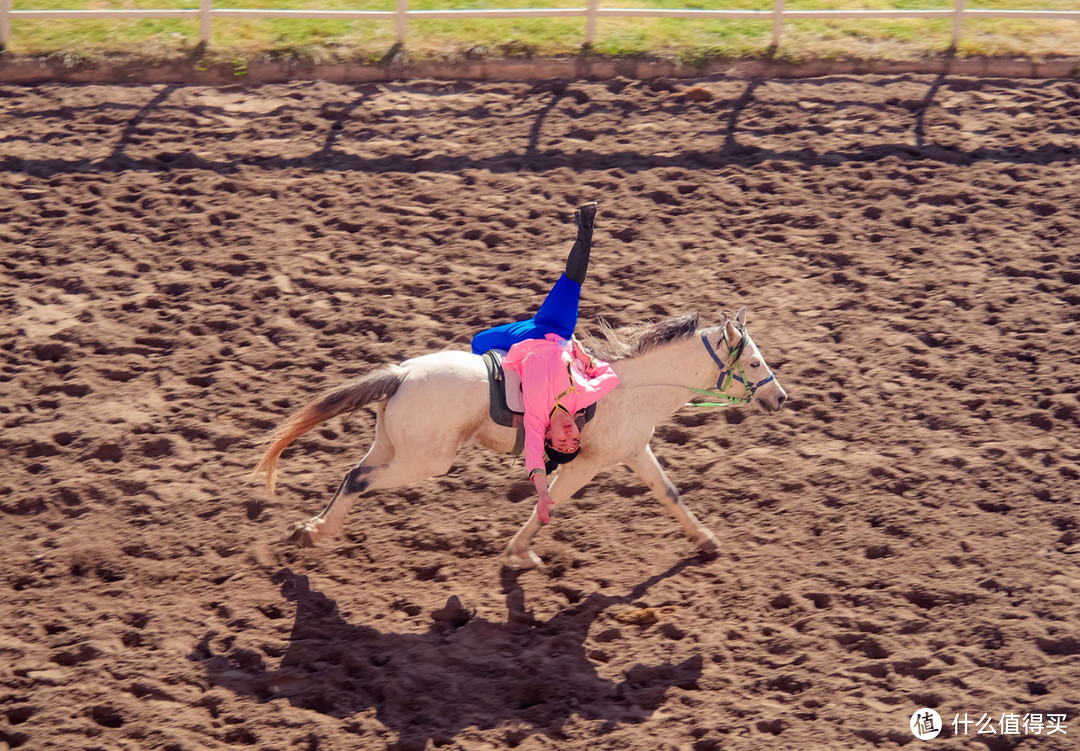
[470,201,598,355]
[503,332,619,525]
[471,201,620,524]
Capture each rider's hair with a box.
[544,445,580,474]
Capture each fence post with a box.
[396,0,407,45]
[200,0,212,44]
[1,0,11,47]
[771,0,784,49]
[951,0,965,49]
[585,0,597,46]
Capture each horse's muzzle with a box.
[756,384,787,413]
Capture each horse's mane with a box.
[583,313,703,362]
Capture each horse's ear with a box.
[735,307,747,327]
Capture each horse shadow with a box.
[198,560,705,750]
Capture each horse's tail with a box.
[253,365,407,496]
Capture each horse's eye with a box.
[750,361,761,369]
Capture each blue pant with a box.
[471,274,581,354]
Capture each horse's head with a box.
[701,307,787,413]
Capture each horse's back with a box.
[400,349,486,382]
[387,349,489,428]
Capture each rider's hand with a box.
[531,471,554,524]
[570,337,595,372]
[536,491,554,525]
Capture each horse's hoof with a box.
[694,531,719,553]
[503,550,542,570]
[284,521,319,548]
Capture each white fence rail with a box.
[2,0,1079,50]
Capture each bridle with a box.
[689,324,776,407]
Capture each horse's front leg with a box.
[503,461,599,570]
[623,444,718,552]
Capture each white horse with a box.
[255,308,787,570]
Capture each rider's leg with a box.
[531,202,597,338]
[470,319,522,354]
[471,202,598,353]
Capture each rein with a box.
[688,327,775,408]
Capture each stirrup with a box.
[574,201,598,231]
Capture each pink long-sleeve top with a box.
[501,333,620,478]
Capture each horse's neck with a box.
[610,335,717,414]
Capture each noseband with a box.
[695,325,776,406]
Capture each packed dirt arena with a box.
[1,74,1078,750]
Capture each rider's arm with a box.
[521,403,556,524]
[508,343,558,524]
[507,340,556,480]
[520,409,549,485]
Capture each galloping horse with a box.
[254,308,787,569]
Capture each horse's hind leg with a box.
[284,407,398,547]
[284,420,463,548]
[282,355,486,548]
[285,459,380,547]
[623,444,718,552]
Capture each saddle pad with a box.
[482,350,526,457]
[483,349,526,416]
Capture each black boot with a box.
[564,202,598,285]
[574,201,598,235]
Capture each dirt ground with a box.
[1,74,1079,751]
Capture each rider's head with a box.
[544,410,584,470]
[546,410,581,454]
